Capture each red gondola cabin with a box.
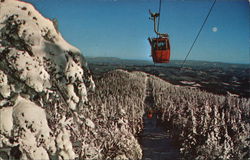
[148,37,170,63]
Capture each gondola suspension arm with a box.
[149,10,168,38]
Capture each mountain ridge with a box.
[86,56,250,67]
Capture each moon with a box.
[212,27,218,32]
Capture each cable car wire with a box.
[153,0,162,66]
[157,0,162,34]
[181,0,217,68]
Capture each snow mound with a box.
[12,96,56,159]
[0,70,11,98]
[0,107,13,136]
[0,95,56,159]
[0,0,95,98]
[0,0,95,159]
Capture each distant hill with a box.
[86,56,122,62]
[86,57,153,65]
[86,57,249,69]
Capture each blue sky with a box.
[25,0,249,64]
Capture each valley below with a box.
[87,57,250,98]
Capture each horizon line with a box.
[85,56,250,65]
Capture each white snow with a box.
[56,116,75,160]
[192,83,201,87]
[78,83,88,103]
[0,95,56,159]
[0,107,13,136]
[0,70,11,98]
[222,82,230,86]
[0,0,93,94]
[85,118,95,129]
[65,57,84,83]
[12,96,56,157]
[180,81,196,85]
[56,128,76,160]
[0,0,95,158]
[226,91,239,97]
[66,84,80,110]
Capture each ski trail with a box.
[140,75,181,160]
